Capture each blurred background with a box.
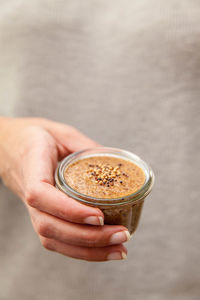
[0,1,200,299]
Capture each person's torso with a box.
[0,1,200,299]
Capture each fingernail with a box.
[98,216,104,226]
[122,251,127,259]
[109,230,131,245]
[107,251,127,260]
[84,216,104,226]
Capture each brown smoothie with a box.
[64,156,146,199]
[56,148,154,234]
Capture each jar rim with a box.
[55,147,155,206]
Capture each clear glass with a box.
[55,147,154,234]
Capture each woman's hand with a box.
[0,117,129,261]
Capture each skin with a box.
[0,117,129,261]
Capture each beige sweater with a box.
[0,1,200,299]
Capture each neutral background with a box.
[0,1,200,299]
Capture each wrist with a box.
[0,117,13,144]
[0,117,15,176]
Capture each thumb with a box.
[44,121,101,154]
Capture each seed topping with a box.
[87,162,123,187]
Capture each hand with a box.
[0,117,129,261]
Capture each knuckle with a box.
[81,230,100,247]
[25,188,38,207]
[41,238,54,251]
[37,220,53,238]
[57,207,68,219]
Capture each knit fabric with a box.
[0,1,200,299]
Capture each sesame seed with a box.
[87,162,125,187]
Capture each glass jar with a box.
[55,147,154,235]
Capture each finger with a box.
[25,182,104,225]
[30,208,130,247]
[64,126,101,152]
[56,143,70,161]
[40,237,128,262]
[44,121,101,153]
[23,118,101,156]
